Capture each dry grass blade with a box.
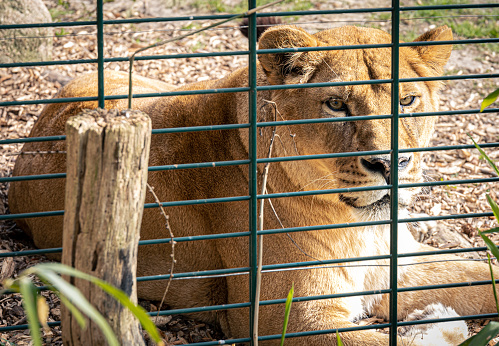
[146,183,175,321]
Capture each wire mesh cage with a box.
[0,0,499,345]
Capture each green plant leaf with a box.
[481,227,499,235]
[480,88,499,112]
[280,283,294,346]
[487,194,499,223]
[336,330,344,346]
[58,292,87,329]
[29,263,163,344]
[469,135,499,176]
[487,254,499,314]
[19,277,42,346]
[459,321,499,345]
[35,269,119,346]
[479,231,499,263]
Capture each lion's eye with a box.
[326,99,346,111]
[400,95,416,107]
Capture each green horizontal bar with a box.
[181,338,251,346]
[257,114,392,128]
[143,195,250,208]
[0,21,96,30]
[398,279,499,293]
[399,212,493,224]
[257,78,392,91]
[138,266,250,281]
[0,135,66,145]
[259,220,391,236]
[257,149,391,164]
[150,302,250,317]
[0,210,64,220]
[260,323,390,342]
[401,3,499,11]
[257,43,392,55]
[399,246,490,259]
[401,38,499,47]
[0,58,97,69]
[257,184,390,200]
[397,313,498,327]
[400,72,499,83]
[178,339,251,346]
[0,95,97,107]
[138,231,251,246]
[401,141,499,153]
[0,87,249,107]
[148,159,250,172]
[259,7,391,18]
[0,321,60,332]
[262,254,391,272]
[0,173,66,183]
[261,289,391,308]
[400,107,499,119]
[152,123,250,134]
[0,247,62,257]
[401,176,499,189]
[0,50,248,69]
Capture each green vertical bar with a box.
[97,0,105,109]
[389,0,400,345]
[247,0,258,345]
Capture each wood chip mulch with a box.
[0,0,498,344]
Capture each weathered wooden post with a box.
[61,108,151,345]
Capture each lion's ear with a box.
[412,25,453,75]
[258,25,323,85]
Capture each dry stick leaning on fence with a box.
[127,0,285,109]
[253,101,278,343]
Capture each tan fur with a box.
[9,26,497,345]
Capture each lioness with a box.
[9,25,499,345]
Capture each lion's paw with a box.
[398,303,468,346]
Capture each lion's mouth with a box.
[340,194,404,210]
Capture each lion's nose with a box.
[360,155,412,184]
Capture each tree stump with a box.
[62,108,151,345]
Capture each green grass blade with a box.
[31,263,163,344]
[487,194,499,223]
[481,227,499,235]
[58,293,87,329]
[18,277,42,346]
[480,88,499,112]
[280,283,294,346]
[469,135,499,176]
[336,330,344,346]
[36,270,119,346]
[487,254,499,314]
[459,321,499,346]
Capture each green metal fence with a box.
[1,0,499,345]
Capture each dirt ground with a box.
[0,0,498,345]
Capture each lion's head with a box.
[251,25,452,222]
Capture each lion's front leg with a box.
[371,249,499,330]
